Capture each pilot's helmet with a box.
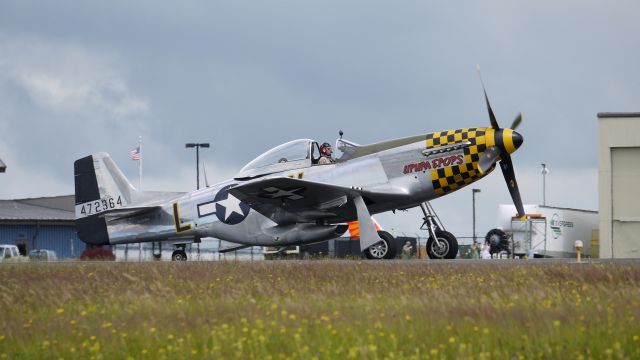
[320,142,333,156]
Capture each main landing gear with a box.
[419,202,459,259]
[363,230,398,260]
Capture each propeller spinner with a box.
[476,66,525,217]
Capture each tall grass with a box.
[0,261,639,359]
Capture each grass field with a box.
[0,260,639,359]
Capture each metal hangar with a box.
[598,112,640,258]
[0,195,85,258]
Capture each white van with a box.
[29,249,58,262]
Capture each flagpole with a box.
[138,136,143,190]
[138,135,143,262]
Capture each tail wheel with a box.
[363,231,398,260]
[171,250,187,261]
[426,230,458,259]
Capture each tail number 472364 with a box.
[75,196,123,218]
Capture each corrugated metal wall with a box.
[0,224,86,258]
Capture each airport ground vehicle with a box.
[28,249,58,261]
[487,204,598,258]
[0,244,27,262]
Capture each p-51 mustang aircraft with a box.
[74,87,524,260]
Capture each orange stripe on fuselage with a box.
[347,219,382,239]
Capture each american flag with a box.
[130,146,141,161]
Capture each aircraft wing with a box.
[228,177,408,225]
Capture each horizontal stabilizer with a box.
[99,206,161,220]
[75,203,160,221]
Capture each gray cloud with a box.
[0,1,637,237]
[3,38,148,118]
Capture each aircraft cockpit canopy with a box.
[236,139,318,179]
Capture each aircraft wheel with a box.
[364,231,397,260]
[426,230,458,259]
[171,250,187,261]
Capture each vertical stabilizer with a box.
[74,153,137,245]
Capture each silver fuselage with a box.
[82,127,520,247]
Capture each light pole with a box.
[185,143,210,190]
[541,163,549,206]
[472,188,481,244]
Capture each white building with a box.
[598,113,640,258]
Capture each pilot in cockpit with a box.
[318,142,334,165]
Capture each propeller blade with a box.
[478,146,500,174]
[510,112,523,130]
[499,155,525,218]
[483,91,500,130]
[476,64,500,130]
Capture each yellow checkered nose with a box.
[500,129,524,154]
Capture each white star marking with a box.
[216,193,245,221]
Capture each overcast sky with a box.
[1,1,638,240]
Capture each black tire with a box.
[171,250,187,261]
[485,228,510,255]
[152,253,162,260]
[363,231,398,260]
[426,230,458,259]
